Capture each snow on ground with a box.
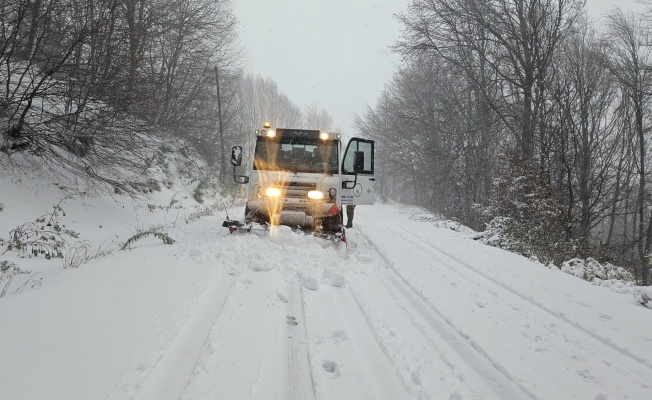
[1,186,652,400]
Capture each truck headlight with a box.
[308,190,324,200]
[265,187,281,197]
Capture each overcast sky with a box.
[233,0,644,135]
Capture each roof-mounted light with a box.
[258,129,276,137]
[319,132,342,140]
[263,122,271,128]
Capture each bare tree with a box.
[304,102,335,131]
[0,0,243,192]
[228,72,304,179]
[398,0,584,161]
[550,22,617,246]
[604,9,652,283]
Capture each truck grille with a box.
[284,182,317,198]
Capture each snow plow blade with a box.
[222,219,346,243]
[222,220,264,235]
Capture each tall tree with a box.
[398,0,584,160]
[605,9,652,283]
[551,22,616,245]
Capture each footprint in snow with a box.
[410,371,422,385]
[276,292,288,303]
[322,360,340,379]
[449,391,464,400]
[302,275,320,290]
[331,330,347,344]
[286,316,298,326]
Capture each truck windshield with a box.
[253,137,339,174]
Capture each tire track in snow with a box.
[392,223,652,373]
[329,284,413,399]
[355,228,536,400]
[286,274,316,400]
[134,272,235,400]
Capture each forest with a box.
[356,0,652,284]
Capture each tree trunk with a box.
[579,104,591,240]
[606,139,626,248]
[24,0,42,59]
[635,99,646,278]
[522,83,534,159]
[215,65,225,181]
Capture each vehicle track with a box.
[134,272,235,400]
[353,229,536,400]
[287,274,317,400]
[329,283,413,399]
[391,223,652,372]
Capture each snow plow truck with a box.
[223,123,375,242]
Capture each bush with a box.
[561,258,635,283]
[481,150,572,264]
[193,180,207,204]
[1,261,40,297]
[1,261,26,297]
[5,196,81,259]
[186,202,225,223]
[121,229,175,250]
[63,238,118,269]
[193,175,222,204]
[473,216,575,265]
[128,178,162,194]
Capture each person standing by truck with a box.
[345,204,356,228]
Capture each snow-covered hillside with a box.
[1,185,651,399]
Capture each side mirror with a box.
[231,146,243,166]
[353,151,365,173]
[235,175,249,184]
[230,146,248,184]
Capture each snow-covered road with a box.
[1,204,651,400]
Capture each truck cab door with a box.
[341,138,375,205]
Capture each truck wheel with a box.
[321,214,343,233]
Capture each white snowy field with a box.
[1,188,652,399]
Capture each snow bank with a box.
[558,258,651,306]
[401,208,651,308]
[560,258,634,282]
[398,205,476,234]
[0,138,231,300]
[471,216,521,251]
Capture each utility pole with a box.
[215,65,225,183]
